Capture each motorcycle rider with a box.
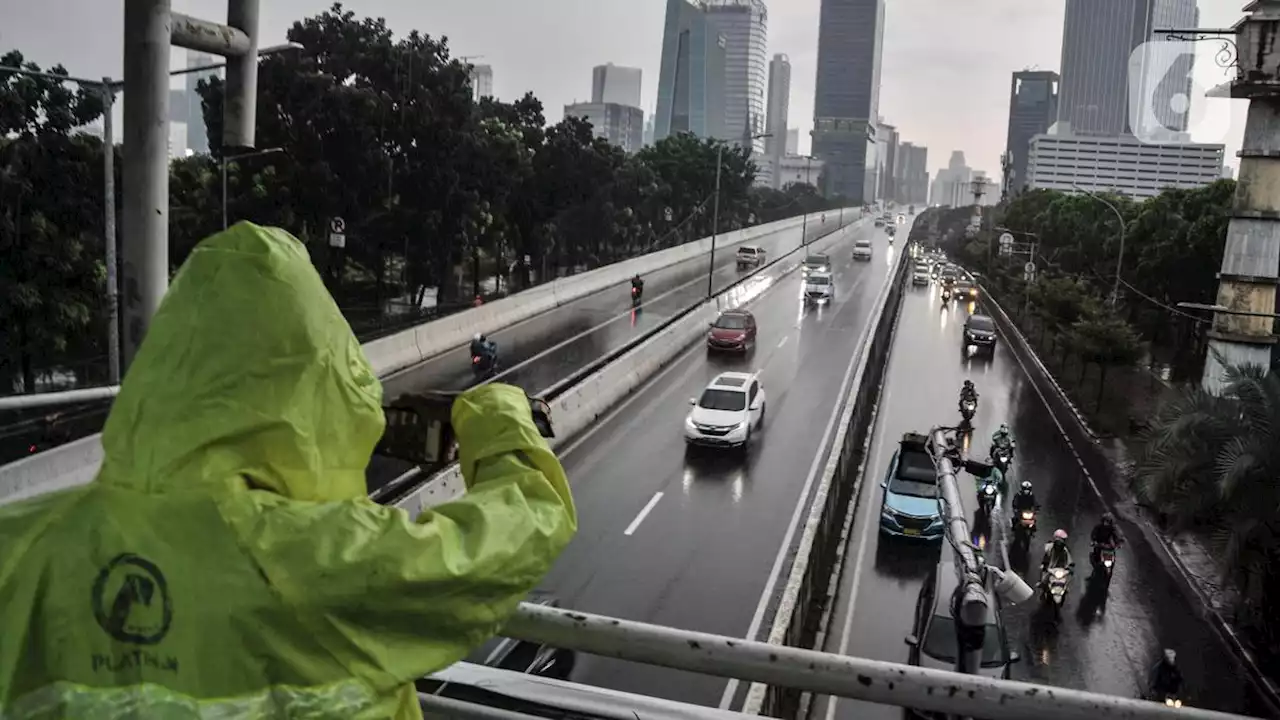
[960,380,978,403]
[1012,480,1037,515]
[631,273,644,296]
[1149,649,1184,701]
[1090,512,1122,566]
[1040,528,1074,577]
[992,423,1016,453]
[973,464,1007,500]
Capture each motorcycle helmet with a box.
[1164,648,1177,665]
[1000,423,1010,434]
[1102,512,1115,527]
[1021,480,1033,492]
[1053,528,1068,541]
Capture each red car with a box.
[707,309,757,352]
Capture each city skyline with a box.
[5,0,1245,179]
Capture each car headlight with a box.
[1051,569,1067,579]
[685,417,698,433]
[983,485,995,496]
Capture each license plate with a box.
[903,528,920,536]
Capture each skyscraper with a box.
[703,0,769,152]
[786,128,799,154]
[168,50,218,156]
[897,142,929,204]
[812,0,887,202]
[765,54,791,187]
[877,121,899,202]
[565,102,646,153]
[469,65,494,101]
[592,64,643,107]
[1004,71,1059,196]
[654,0,728,142]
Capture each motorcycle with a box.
[471,343,498,377]
[1090,541,1118,591]
[978,478,998,518]
[1012,508,1037,546]
[959,396,977,422]
[631,285,643,308]
[941,288,951,303]
[1041,564,1071,618]
[992,444,1012,474]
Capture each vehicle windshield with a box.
[738,248,758,256]
[714,315,749,330]
[968,316,995,332]
[855,241,872,248]
[699,388,747,412]
[805,256,828,265]
[807,276,831,286]
[923,616,1006,668]
[893,450,937,497]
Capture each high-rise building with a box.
[704,0,769,152]
[655,0,728,142]
[931,151,973,207]
[565,102,646,153]
[897,142,929,205]
[786,128,799,154]
[469,64,494,101]
[765,53,791,186]
[644,112,657,147]
[1026,131,1223,198]
[876,121,899,202]
[1004,71,1060,197]
[592,64,643,107]
[168,50,218,156]
[812,0,887,202]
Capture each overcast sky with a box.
[3,0,1248,177]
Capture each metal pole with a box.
[221,156,229,229]
[1071,184,1125,308]
[121,0,173,369]
[101,83,120,386]
[708,144,723,299]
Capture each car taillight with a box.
[472,356,480,364]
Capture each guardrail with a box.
[743,233,911,717]
[385,218,869,514]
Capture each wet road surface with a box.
[815,281,1262,719]
[368,213,859,492]
[538,222,905,706]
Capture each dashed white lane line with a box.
[777,336,789,348]
[624,492,665,536]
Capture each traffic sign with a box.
[1024,261,1036,274]
[330,217,346,234]
[999,233,1014,246]
[329,232,346,248]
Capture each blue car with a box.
[879,432,945,540]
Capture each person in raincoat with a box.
[0,222,577,720]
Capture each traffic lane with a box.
[380,214,852,399]
[539,237,896,705]
[818,286,1254,720]
[367,218,865,492]
[495,219,887,396]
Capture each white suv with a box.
[736,246,766,269]
[684,372,766,450]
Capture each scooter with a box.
[977,478,998,518]
[1041,564,1072,619]
[941,288,952,303]
[992,445,1013,475]
[631,285,643,308]
[1090,541,1118,592]
[471,344,499,377]
[1012,508,1037,549]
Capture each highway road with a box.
[536,220,905,706]
[367,212,856,492]
[814,279,1264,719]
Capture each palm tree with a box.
[1135,363,1280,652]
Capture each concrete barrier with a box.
[0,210,857,506]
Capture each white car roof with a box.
[710,371,755,390]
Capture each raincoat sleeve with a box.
[237,384,577,693]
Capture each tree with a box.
[1070,313,1142,408]
[1136,362,1280,652]
[0,50,108,393]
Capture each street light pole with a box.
[708,144,724,298]
[221,147,283,229]
[1071,182,1126,309]
[101,82,120,385]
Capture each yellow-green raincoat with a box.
[0,223,577,719]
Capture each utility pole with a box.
[121,0,262,370]
[1165,9,1280,393]
[708,133,772,298]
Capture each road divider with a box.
[1,210,857,506]
[389,218,872,517]
[743,229,910,718]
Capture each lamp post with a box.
[222,147,284,229]
[708,132,773,298]
[1070,182,1126,309]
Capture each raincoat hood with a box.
[98,222,385,502]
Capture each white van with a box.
[852,239,873,261]
[736,246,766,269]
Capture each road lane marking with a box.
[776,336,788,348]
[717,270,876,710]
[624,492,664,536]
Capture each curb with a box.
[977,283,1280,715]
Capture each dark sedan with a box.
[963,314,998,354]
[707,309,758,352]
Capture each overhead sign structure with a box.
[329,216,346,248]
[999,232,1014,255]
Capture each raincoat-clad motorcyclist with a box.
[632,273,644,293]
[992,423,1016,453]
[1090,512,1123,565]
[973,463,1007,499]
[1041,529,1074,575]
[1012,480,1037,513]
[471,332,494,360]
[960,380,978,403]
[1149,649,1184,700]
[0,222,578,720]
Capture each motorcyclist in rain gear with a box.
[0,222,578,720]
[471,332,494,360]
[992,423,1015,453]
[1149,649,1184,701]
[1012,480,1037,513]
[631,274,644,305]
[1090,512,1123,566]
[960,380,977,403]
[1041,529,1074,577]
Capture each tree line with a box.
[0,2,848,398]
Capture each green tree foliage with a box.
[1136,363,1280,651]
[0,51,108,393]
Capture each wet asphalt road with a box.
[814,281,1263,719]
[367,212,859,492]
[537,221,905,706]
